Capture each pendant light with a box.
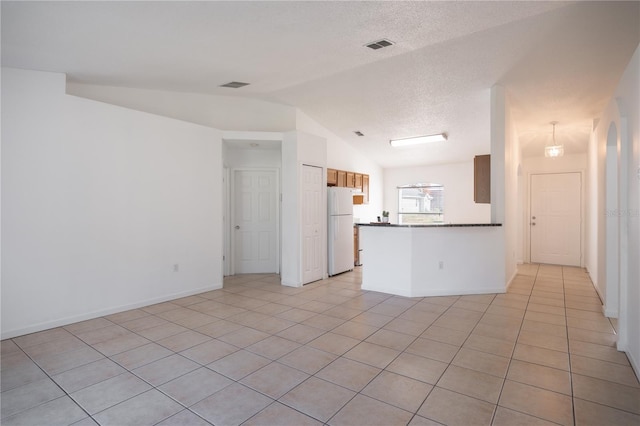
[545,121,564,158]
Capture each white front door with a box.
[302,165,323,284]
[530,172,581,266]
[234,170,278,274]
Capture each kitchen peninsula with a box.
[358,223,504,297]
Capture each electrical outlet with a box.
[438,261,444,270]
[173,264,179,272]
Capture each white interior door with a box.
[530,173,581,266]
[234,170,278,274]
[302,165,323,284]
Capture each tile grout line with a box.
[339,294,464,425]
[563,265,578,426]
[0,269,520,423]
[561,268,640,421]
[489,263,538,425]
[279,292,452,425]
[5,268,635,425]
[2,337,95,423]
[131,273,377,425]
[401,289,529,423]
[19,279,299,424]
[225,275,366,425]
[429,292,502,420]
[90,274,331,425]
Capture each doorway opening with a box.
[529,172,582,266]
[231,169,280,275]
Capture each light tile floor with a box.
[2,264,639,425]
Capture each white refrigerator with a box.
[328,187,355,276]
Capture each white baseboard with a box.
[1,282,223,340]
[625,346,640,381]
[586,266,607,305]
[505,268,519,292]
[361,284,413,297]
[583,267,638,379]
[361,283,506,298]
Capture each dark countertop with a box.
[356,223,502,228]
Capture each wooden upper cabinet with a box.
[327,168,338,186]
[337,170,347,187]
[362,174,369,204]
[346,172,355,188]
[355,173,363,191]
[327,169,369,204]
[474,155,491,204]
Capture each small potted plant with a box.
[381,211,389,223]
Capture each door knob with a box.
[235,225,240,230]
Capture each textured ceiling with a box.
[2,1,639,167]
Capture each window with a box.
[398,183,444,224]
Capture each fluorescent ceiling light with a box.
[389,133,447,147]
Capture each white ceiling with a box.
[2,1,639,168]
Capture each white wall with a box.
[589,45,640,375]
[280,132,299,287]
[593,106,621,312]
[296,110,383,223]
[620,45,640,376]
[298,130,328,170]
[361,226,505,297]
[489,85,512,288]
[487,85,521,287]
[1,68,223,339]
[503,89,521,285]
[383,162,491,225]
[224,146,282,168]
[298,131,328,285]
[280,130,328,287]
[586,129,599,286]
[491,86,507,226]
[67,82,297,132]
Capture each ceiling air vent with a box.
[219,81,250,88]
[354,131,364,137]
[365,39,394,50]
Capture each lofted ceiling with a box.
[2,1,639,168]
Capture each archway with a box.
[604,122,618,318]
